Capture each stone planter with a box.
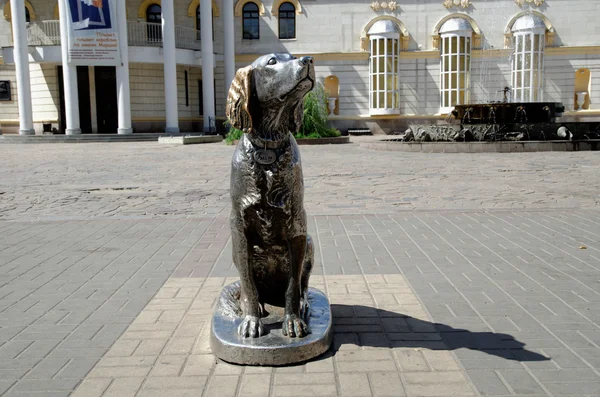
[230,136,350,146]
[327,97,337,115]
[576,91,588,110]
[294,136,350,145]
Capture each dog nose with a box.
[299,56,313,66]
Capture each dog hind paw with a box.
[238,315,264,338]
[282,314,308,338]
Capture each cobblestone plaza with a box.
[1,139,600,396]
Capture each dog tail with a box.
[217,281,243,318]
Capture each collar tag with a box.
[253,149,277,165]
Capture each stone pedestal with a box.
[210,282,333,366]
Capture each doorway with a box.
[57,65,93,134]
[94,66,118,133]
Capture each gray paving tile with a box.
[465,370,511,396]
[497,369,546,395]
[2,143,600,396]
[0,219,217,394]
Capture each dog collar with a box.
[245,131,291,166]
[246,130,291,150]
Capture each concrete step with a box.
[0,133,222,144]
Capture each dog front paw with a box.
[300,295,311,321]
[238,315,264,338]
[282,314,308,338]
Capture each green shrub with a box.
[224,121,244,145]
[296,83,340,139]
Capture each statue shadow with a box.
[327,304,550,363]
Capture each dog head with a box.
[226,53,315,140]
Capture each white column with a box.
[162,0,179,133]
[116,0,132,134]
[201,0,215,132]
[58,0,81,135]
[10,0,34,135]
[223,0,235,99]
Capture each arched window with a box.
[146,4,162,43]
[368,20,400,115]
[3,1,35,23]
[278,2,295,39]
[196,5,215,41]
[439,18,472,112]
[511,15,546,102]
[196,5,200,39]
[242,2,259,40]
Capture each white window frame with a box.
[440,30,471,114]
[511,29,545,102]
[369,33,400,116]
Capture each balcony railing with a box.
[25,21,201,51]
[26,21,61,46]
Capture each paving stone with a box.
[134,339,169,356]
[3,143,600,397]
[335,350,394,362]
[142,376,208,390]
[465,370,512,396]
[541,348,589,368]
[403,371,475,396]
[530,368,600,382]
[393,349,430,372]
[204,375,239,397]
[274,365,304,373]
[337,360,397,373]
[305,353,335,373]
[212,361,243,375]
[103,377,145,397]
[47,348,108,359]
[421,350,461,371]
[24,358,69,380]
[3,392,71,397]
[0,380,16,395]
[0,367,28,380]
[244,366,273,374]
[542,382,600,395]
[181,354,216,376]
[238,374,271,397]
[368,372,405,396]
[497,369,546,395]
[163,336,196,355]
[338,373,372,396]
[274,384,338,397]
[275,373,336,385]
[138,391,202,397]
[56,358,100,379]
[0,341,33,359]
[70,378,112,397]
[12,378,81,392]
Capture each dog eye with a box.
[267,58,277,65]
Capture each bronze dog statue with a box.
[225,53,315,339]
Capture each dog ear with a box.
[226,65,254,132]
[288,97,304,133]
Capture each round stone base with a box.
[210,286,333,366]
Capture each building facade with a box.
[0,0,598,135]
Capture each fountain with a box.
[451,98,568,141]
[394,91,600,145]
[364,4,600,152]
